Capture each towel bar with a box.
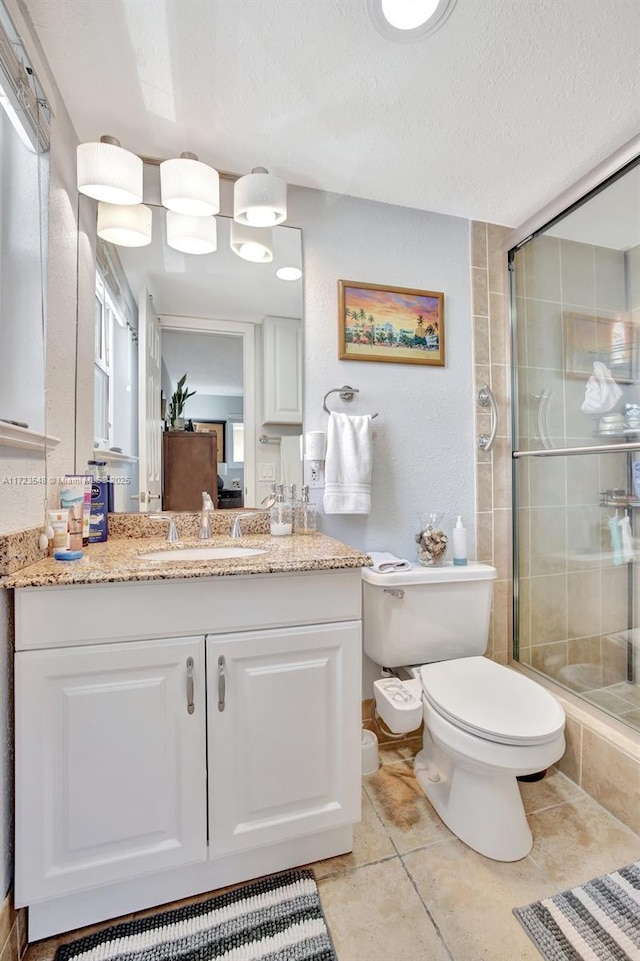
[322,385,379,418]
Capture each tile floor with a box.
[25,737,640,961]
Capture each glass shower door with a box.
[511,158,640,730]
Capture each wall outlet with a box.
[306,462,324,489]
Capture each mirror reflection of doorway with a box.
[161,329,245,511]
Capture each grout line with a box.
[315,852,400,884]
[398,851,456,961]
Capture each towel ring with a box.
[322,385,379,419]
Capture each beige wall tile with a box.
[528,456,566,509]
[530,507,567,576]
[601,633,629,687]
[601,566,629,636]
[473,315,490,365]
[475,511,493,564]
[487,223,510,295]
[566,454,599,507]
[523,235,561,302]
[470,221,487,269]
[567,572,601,639]
[526,299,564,370]
[492,578,510,655]
[517,575,531,647]
[491,437,511,511]
[472,266,488,316]
[582,729,640,835]
[490,363,509,425]
[493,508,511,581]
[476,462,493,513]
[531,640,568,679]
[556,715,582,784]
[489,291,508,366]
[595,247,626,312]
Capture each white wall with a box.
[290,186,475,561]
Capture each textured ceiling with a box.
[22,0,640,226]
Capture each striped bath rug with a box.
[514,860,640,960]
[54,870,336,961]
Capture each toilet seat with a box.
[420,656,565,746]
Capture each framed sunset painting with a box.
[338,280,445,366]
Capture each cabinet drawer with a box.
[15,568,362,650]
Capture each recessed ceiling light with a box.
[368,0,456,42]
[276,266,302,281]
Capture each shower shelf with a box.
[599,497,640,509]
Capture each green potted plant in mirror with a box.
[168,373,196,430]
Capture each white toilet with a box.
[362,562,565,862]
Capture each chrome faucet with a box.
[149,513,179,542]
[230,512,254,538]
[199,492,215,539]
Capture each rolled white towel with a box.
[368,551,411,573]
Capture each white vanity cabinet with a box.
[15,636,207,905]
[262,315,302,424]
[208,622,360,855]
[13,568,362,940]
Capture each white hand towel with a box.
[368,552,411,572]
[581,362,622,414]
[323,412,372,514]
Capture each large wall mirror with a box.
[80,163,303,512]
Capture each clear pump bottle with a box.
[270,484,293,536]
[295,485,317,535]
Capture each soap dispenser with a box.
[295,485,318,535]
[270,485,292,536]
[452,515,468,566]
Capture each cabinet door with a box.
[263,315,302,424]
[207,622,361,856]
[15,636,207,904]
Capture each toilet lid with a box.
[420,657,565,745]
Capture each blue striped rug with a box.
[54,870,336,961]
[514,861,640,960]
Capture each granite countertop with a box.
[4,533,372,588]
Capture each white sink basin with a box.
[139,546,268,562]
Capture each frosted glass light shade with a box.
[234,167,287,227]
[77,137,143,205]
[166,211,217,254]
[230,221,273,263]
[97,202,152,247]
[276,266,302,281]
[160,154,220,217]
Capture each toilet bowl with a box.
[362,562,566,861]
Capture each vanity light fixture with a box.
[97,201,152,247]
[234,167,287,227]
[230,220,273,263]
[276,266,302,281]
[77,135,143,205]
[160,152,220,217]
[166,211,217,255]
[367,0,456,42]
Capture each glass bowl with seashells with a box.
[415,512,448,567]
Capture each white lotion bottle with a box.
[452,515,468,566]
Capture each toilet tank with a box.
[362,562,496,668]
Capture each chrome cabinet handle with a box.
[477,385,499,452]
[217,655,225,712]
[186,656,195,714]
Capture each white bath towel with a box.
[323,412,372,514]
[368,552,411,572]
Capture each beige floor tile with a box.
[364,759,453,854]
[377,737,422,765]
[527,794,640,887]
[318,859,451,961]
[309,788,396,879]
[608,682,640,708]
[517,767,584,815]
[583,688,634,715]
[404,839,555,961]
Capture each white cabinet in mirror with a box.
[79,178,303,511]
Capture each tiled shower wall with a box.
[470,222,512,665]
[513,235,632,692]
[471,222,640,835]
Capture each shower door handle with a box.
[477,385,498,452]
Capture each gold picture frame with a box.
[338,280,444,366]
